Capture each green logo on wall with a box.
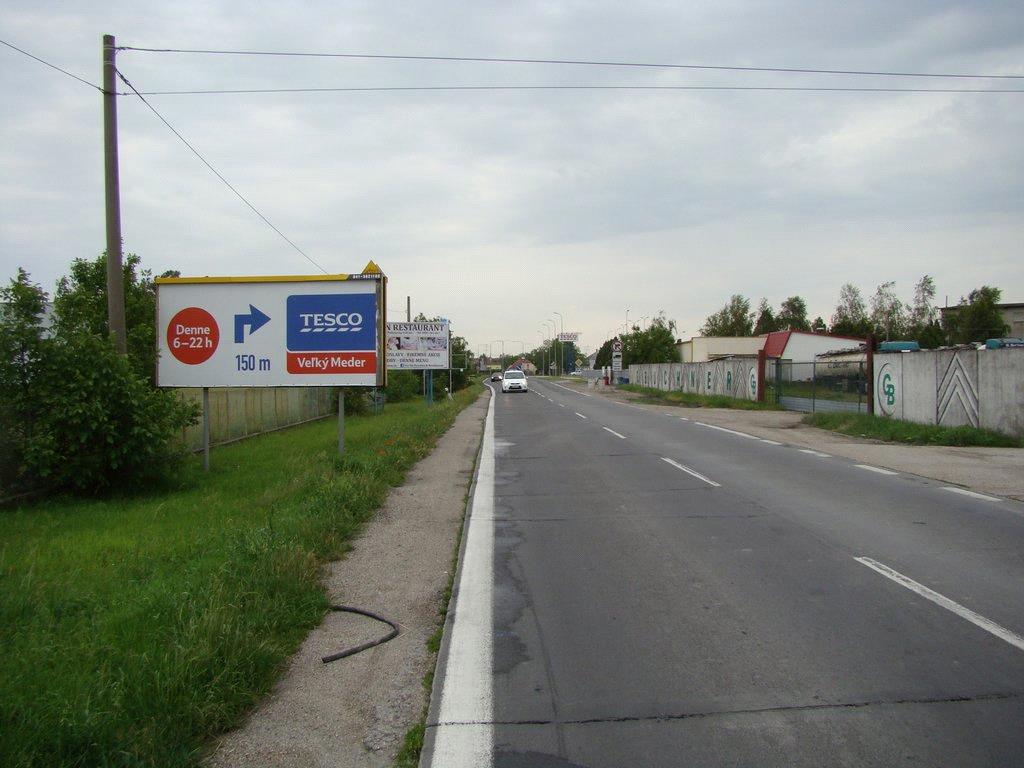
[877,362,897,416]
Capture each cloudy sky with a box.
[2,1,1022,355]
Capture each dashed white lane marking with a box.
[694,422,759,440]
[575,412,587,419]
[679,417,690,422]
[854,557,1024,653]
[552,382,592,397]
[854,464,898,476]
[602,426,627,439]
[760,439,783,446]
[800,449,832,458]
[661,457,721,487]
[430,387,495,766]
[558,403,566,408]
[942,487,1001,503]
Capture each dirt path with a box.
[209,390,488,768]
[567,380,1024,501]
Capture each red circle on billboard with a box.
[167,307,219,365]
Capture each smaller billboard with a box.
[386,321,450,370]
[557,332,580,343]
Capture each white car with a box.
[501,369,528,393]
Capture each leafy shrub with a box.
[385,370,421,402]
[1,268,197,495]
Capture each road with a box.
[422,378,1024,767]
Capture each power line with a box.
[115,69,328,274]
[131,84,1023,96]
[0,38,102,91]
[118,45,1024,81]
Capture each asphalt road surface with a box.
[422,379,1024,767]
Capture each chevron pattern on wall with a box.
[936,352,980,428]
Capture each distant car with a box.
[502,370,528,393]
[569,370,582,376]
[490,373,503,382]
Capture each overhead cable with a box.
[118,45,1024,80]
[1,38,102,91]
[115,69,328,274]
[132,84,1023,96]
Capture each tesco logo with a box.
[298,312,363,333]
[287,293,377,353]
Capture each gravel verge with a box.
[209,390,488,768]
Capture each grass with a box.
[775,379,866,403]
[0,384,482,768]
[803,412,1023,448]
[619,384,781,411]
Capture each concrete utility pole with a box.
[102,34,126,354]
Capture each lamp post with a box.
[552,311,564,376]
[544,319,556,376]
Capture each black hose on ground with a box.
[321,605,401,664]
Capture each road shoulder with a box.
[209,390,488,768]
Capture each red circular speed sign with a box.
[167,307,219,365]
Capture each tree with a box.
[830,283,872,337]
[776,296,810,331]
[53,253,158,384]
[753,298,779,335]
[811,316,827,333]
[944,286,1008,344]
[869,281,908,340]
[623,313,680,365]
[700,295,753,336]
[907,275,945,348]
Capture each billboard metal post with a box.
[337,389,345,458]
[202,387,210,471]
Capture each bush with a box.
[1,268,198,496]
[23,334,198,492]
[385,370,422,402]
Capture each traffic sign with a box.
[612,339,623,353]
[156,273,386,388]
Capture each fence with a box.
[874,347,1024,437]
[771,360,868,414]
[629,359,761,401]
[175,387,335,451]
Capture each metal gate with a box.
[773,360,867,414]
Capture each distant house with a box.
[677,336,763,363]
[507,357,537,375]
[939,302,1024,339]
[761,330,865,362]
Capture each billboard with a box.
[557,331,580,343]
[386,321,450,370]
[156,273,386,387]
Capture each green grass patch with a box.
[0,384,482,768]
[803,412,1023,448]
[619,384,780,410]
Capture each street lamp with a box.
[552,311,564,376]
[544,319,556,375]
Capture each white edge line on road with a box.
[760,439,783,446]
[942,486,1001,503]
[552,381,592,397]
[854,556,1024,653]
[575,412,587,419]
[694,422,759,440]
[429,390,495,767]
[854,464,898,476]
[602,426,627,439]
[661,457,721,487]
[799,449,832,458]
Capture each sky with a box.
[2,1,1022,356]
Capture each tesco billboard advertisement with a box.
[156,272,386,388]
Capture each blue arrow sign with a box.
[234,304,271,343]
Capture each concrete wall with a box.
[875,348,1023,437]
[630,359,760,401]
[176,386,335,451]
